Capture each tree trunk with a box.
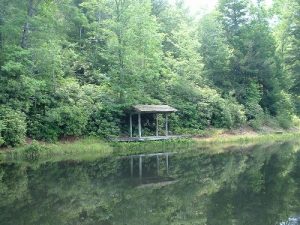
[115,0,126,102]
[21,0,34,49]
[0,20,3,50]
[0,11,4,50]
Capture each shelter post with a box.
[138,113,142,138]
[129,113,133,137]
[157,155,160,176]
[165,113,168,136]
[156,114,159,136]
[130,156,133,177]
[166,154,169,175]
[139,156,143,178]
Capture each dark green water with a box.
[1,141,300,225]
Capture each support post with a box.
[157,155,160,176]
[130,156,133,177]
[165,113,168,136]
[139,156,142,179]
[156,114,159,136]
[166,154,169,175]
[129,113,133,138]
[138,113,142,138]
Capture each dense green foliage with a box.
[0,0,299,146]
[0,107,26,146]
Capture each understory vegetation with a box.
[0,0,300,147]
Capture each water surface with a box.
[1,141,300,225]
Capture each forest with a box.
[0,0,299,147]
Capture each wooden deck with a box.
[111,135,189,142]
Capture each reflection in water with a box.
[126,152,175,186]
[0,141,300,225]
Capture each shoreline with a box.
[192,130,300,145]
[1,129,300,158]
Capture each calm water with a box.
[0,141,300,225]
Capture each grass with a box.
[110,130,300,156]
[193,131,300,145]
[1,130,300,163]
[3,137,113,162]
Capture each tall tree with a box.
[83,0,163,103]
[218,0,287,118]
[198,12,231,90]
[274,0,300,113]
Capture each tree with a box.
[217,0,288,121]
[198,12,231,90]
[274,0,300,114]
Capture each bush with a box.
[27,114,58,141]
[249,114,265,130]
[275,91,294,129]
[168,80,246,131]
[211,98,246,128]
[0,121,4,146]
[86,105,121,137]
[27,81,119,141]
[28,105,89,141]
[277,114,293,129]
[23,141,48,160]
[295,96,300,115]
[48,105,89,136]
[292,115,300,128]
[0,106,26,147]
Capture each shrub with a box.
[277,114,293,129]
[295,96,300,115]
[292,115,300,128]
[228,99,247,127]
[0,106,26,147]
[48,105,89,137]
[249,115,265,130]
[86,105,121,137]
[27,114,58,141]
[211,98,246,128]
[0,121,4,146]
[275,91,294,129]
[23,141,48,160]
[168,80,246,131]
[28,105,89,141]
[245,102,264,121]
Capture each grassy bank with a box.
[193,130,300,145]
[111,130,300,156]
[2,137,113,162]
[1,129,300,162]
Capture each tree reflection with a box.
[0,141,299,225]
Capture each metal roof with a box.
[133,105,177,113]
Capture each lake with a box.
[0,140,300,225]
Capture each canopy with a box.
[133,105,177,113]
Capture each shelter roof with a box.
[132,105,177,113]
